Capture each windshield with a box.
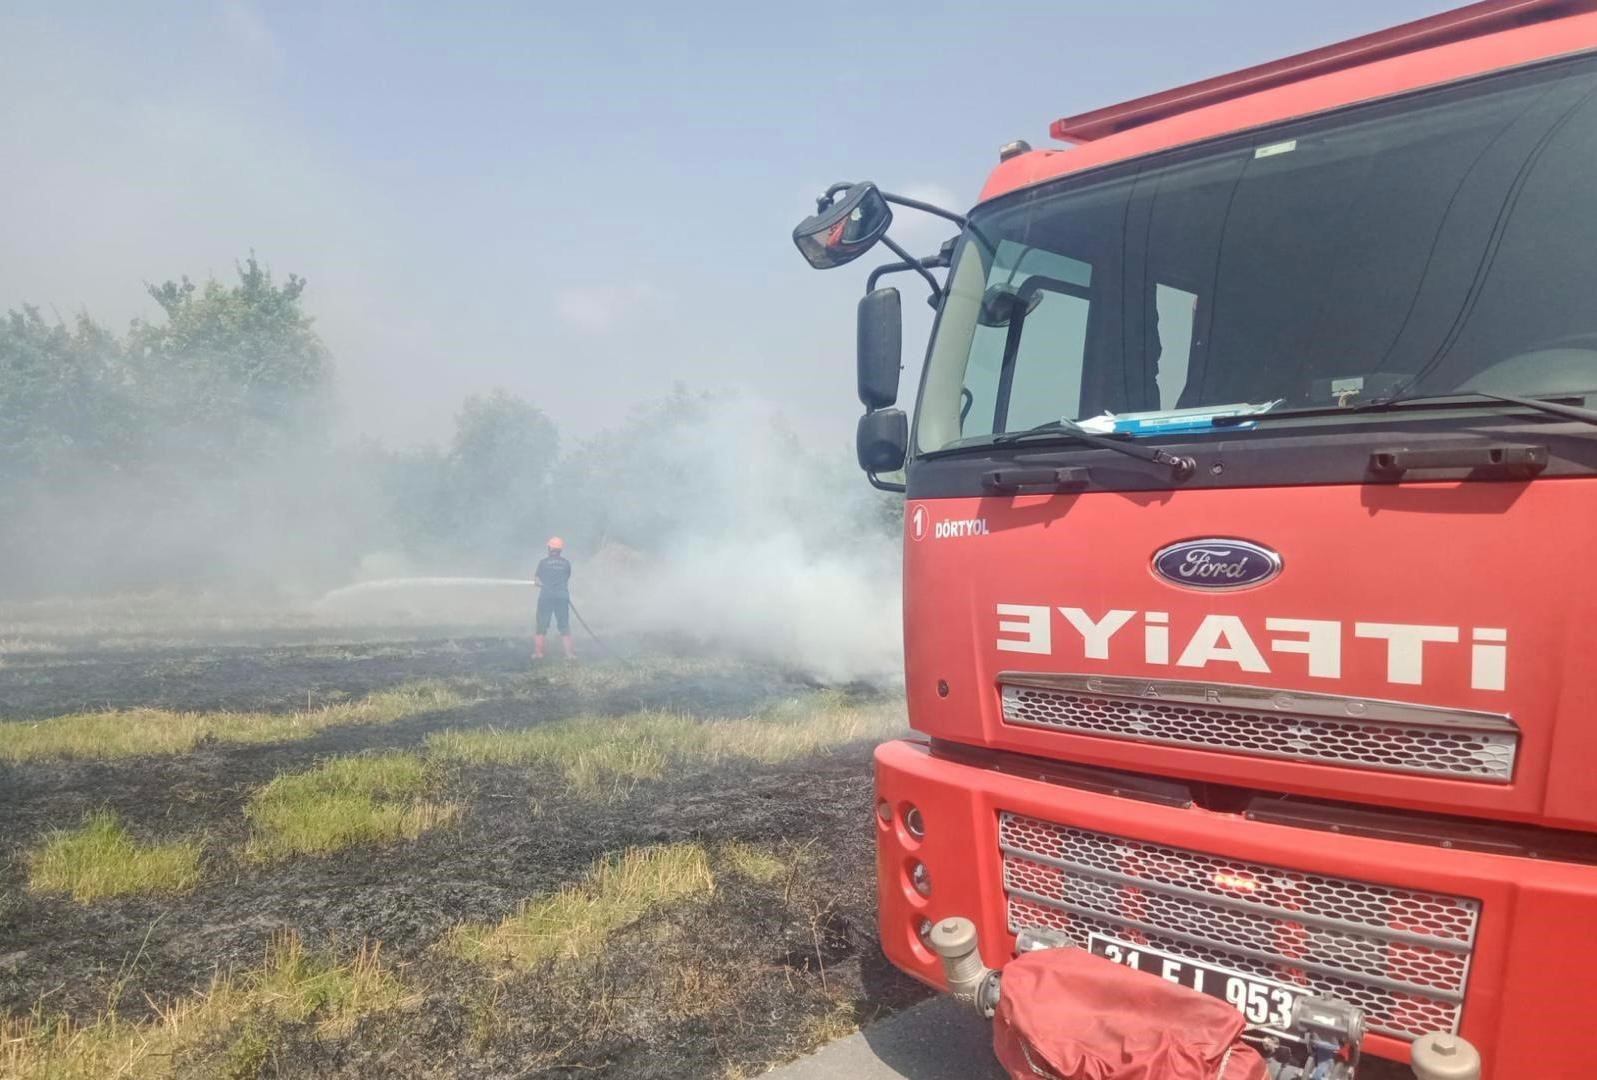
[916,54,1597,454]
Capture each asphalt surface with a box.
[764,997,1006,1080]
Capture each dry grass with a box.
[717,693,907,764]
[0,636,63,656]
[718,841,788,884]
[245,752,459,861]
[27,810,203,903]
[447,844,716,968]
[799,996,865,1046]
[0,681,466,762]
[523,654,736,693]
[426,692,904,800]
[715,991,872,1080]
[237,931,409,1035]
[0,931,409,1080]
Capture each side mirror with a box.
[857,409,908,474]
[793,183,894,269]
[857,287,902,409]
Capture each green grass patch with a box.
[425,716,680,798]
[245,752,458,861]
[718,841,788,884]
[0,681,466,762]
[448,844,715,968]
[719,693,906,764]
[426,692,904,800]
[27,810,203,903]
[244,930,408,1034]
[0,931,409,1080]
[218,1022,271,1080]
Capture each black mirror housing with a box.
[857,287,902,409]
[793,183,894,269]
[976,283,1045,328]
[857,409,908,474]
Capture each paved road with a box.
[764,998,1006,1080]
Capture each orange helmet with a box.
[546,536,564,551]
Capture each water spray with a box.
[315,577,538,607]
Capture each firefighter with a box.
[532,537,574,660]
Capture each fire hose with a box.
[532,580,607,654]
[566,597,606,653]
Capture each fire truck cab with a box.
[796,2,1597,1076]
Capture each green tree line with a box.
[0,257,895,598]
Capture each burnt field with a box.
[0,631,927,1078]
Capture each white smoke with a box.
[587,533,902,685]
[558,395,905,684]
[313,394,906,685]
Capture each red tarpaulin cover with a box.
[993,948,1270,1080]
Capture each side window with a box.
[1005,289,1090,429]
[960,321,1004,438]
[956,241,1093,438]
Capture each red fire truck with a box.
[795,2,1597,1076]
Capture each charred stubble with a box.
[0,637,923,1078]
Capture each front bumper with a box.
[874,737,1597,1075]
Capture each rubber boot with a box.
[562,634,575,660]
[533,635,545,660]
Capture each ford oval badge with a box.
[1152,538,1282,590]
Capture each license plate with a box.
[1088,933,1301,1033]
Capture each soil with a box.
[0,635,928,1078]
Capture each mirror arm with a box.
[867,249,951,294]
[819,183,966,229]
[879,234,943,309]
[866,472,907,493]
[880,192,968,229]
[866,259,918,293]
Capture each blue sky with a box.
[0,1,1450,447]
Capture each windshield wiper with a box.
[993,419,1197,481]
[1215,391,1597,428]
[1465,391,1597,427]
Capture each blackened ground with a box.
[0,636,927,1078]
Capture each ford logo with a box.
[1152,538,1282,590]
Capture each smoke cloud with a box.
[565,397,903,683]
[0,277,904,685]
[322,394,905,684]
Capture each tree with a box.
[449,391,558,501]
[0,308,140,591]
[0,307,136,481]
[550,386,716,552]
[0,256,342,596]
[127,254,332,463]
[439,389,560,561]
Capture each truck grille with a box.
[1000,679,1517,782]
[999,811,1480,1041]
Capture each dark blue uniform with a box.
[535,554,572,633]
